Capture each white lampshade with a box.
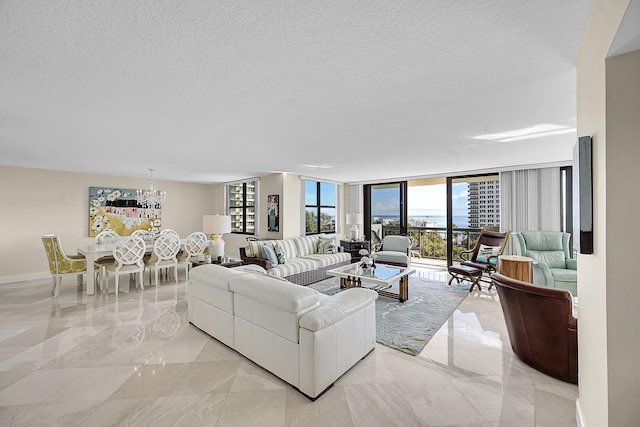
[345,213,363,225]
[203,215,232,235]
[203,215,231,260]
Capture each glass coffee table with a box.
[326,262,415,302]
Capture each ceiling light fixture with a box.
[472,124,576,143]
[136,168,167,209]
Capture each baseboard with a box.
[576,398,586,427]
[0,271,50,285]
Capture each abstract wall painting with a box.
[89,187,162,237]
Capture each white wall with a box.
[603,48,640,427]
[0,166,216,284]
[282,173,302,240]
[576,1,636,425]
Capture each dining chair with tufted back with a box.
[42,234,99,297]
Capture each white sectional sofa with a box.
[188,264,378,399]
[239,234,351,285]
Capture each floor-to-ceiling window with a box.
[406,178,447,260]
[364,174,499,266]
[447,174,500,265]
[364,182,407,243]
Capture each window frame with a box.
[227,180,257,235]
[304,180,337,235]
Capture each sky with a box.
[371,183,469,217]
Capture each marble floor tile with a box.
[170,360,241,395]
[0,368,86,406]
[229,359,289,392]
[0,328,30,344]
[45,366,136,403]
[108,363,191,399]
[401,375,489,425]
[0,269,578,426]
[335,351,395,385]
[217,390,287,427]
[11,401,100,427]
[284,385,354,427]
[0,327,105,372]
[82,394,228,427]
[193,338,242,362]
[343,381,425,426]
[450,375,535,422]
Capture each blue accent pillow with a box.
[261,244,279,266]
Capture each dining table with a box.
[77,239,186,295]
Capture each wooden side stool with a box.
[448,264,484,291]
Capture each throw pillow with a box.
[247,241,263,258]
[317,236,336,254]
[478,244,501,256]
[261,244,279,266]
[273,241,287,264]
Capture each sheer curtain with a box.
[500,167,562,235]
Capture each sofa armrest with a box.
[299,288,377,331]
[239,247,272,270]
[533,261,554,286]
[566,259,577,270]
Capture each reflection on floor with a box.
[0,267,577,426]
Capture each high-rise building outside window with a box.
[227,180,256,234]
[468,176,500,228]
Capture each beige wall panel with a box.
[0,166,215,284]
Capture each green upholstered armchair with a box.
[513,231,577,296]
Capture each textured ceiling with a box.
[0,1,591,184]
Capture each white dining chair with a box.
[178,231,208,280]
[95,229,119,244]
[145,233,180,287]
[94,229,120,290]
[159,229,180,238]
[105,236,146,294]
[132,229,154,241]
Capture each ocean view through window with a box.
[368,176,499,262]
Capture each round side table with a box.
[498,255,534,283]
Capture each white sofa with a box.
[239,235,351,285]
[188,264,378,399]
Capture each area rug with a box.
[309,275,469,356]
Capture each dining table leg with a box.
[85,252,97,295]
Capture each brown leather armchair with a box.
[490,273,578,384]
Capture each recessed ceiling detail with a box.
[471,124,576,143]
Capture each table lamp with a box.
[345,213,363,241]
[203,214,232,260]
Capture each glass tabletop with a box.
[327,262,415,285]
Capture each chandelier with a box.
[136,168,167,209]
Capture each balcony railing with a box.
[379,225,483,261]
